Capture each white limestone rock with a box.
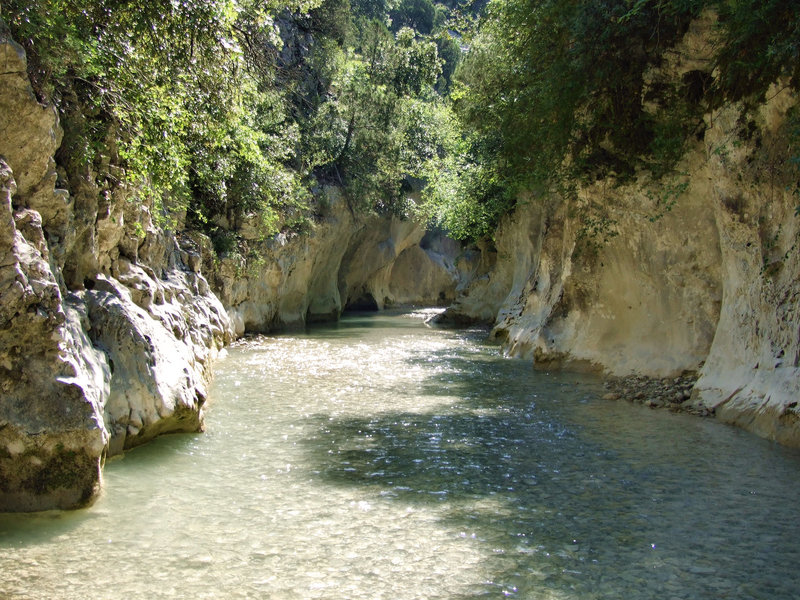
[0,160,109,511]
[214,187,463,332]
[692,85,800,444]
[86,269,230,456]
[0,29,234,510]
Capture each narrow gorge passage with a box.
[1,311,799,599]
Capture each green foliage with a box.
[6,0,452,249]
[713,0,800,104]
[5,0,327,238]
[574,212,620,259]
[418,113,516,240]
[647,176,690,222]
[308,20,443,215]
[10,0,796,252]
[350,0,391,21]
[456,0,704,184]
[433,32,461,93]
[390,0,436,34]
[424,0,800,241]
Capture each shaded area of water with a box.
[1,310,799,599]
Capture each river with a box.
[1,310,799,599]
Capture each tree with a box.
[308,21,442,214]
[390,0,436,34]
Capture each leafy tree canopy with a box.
[423,0,800,240]
[4,0,797,248]
[3,0,454,250]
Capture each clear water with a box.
[2,310,800,599]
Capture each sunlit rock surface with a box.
[0,31,232,510]
[486,165,722,378]
[691,86,800,445]
[86,270,230,456]
[212,188,463,335]
[0,159,109,511]
[387,231,461,307]
[443,21,800,446]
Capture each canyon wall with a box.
[2,10,797,512]
[0,28,461,510]
[0,31,232,511]
[210,189,461,336]
[692,89,800,446]
[441,58,800,445]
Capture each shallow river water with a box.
[2,310,800,599]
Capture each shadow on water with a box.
[0,506,96,546]
[299,346,800,599]
[0,431,202,546]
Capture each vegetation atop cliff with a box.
[423,0,800,240]
[3,0,458,254]
[4,0,799,245]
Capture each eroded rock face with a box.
[444,79,799,445]
[0,160,109,511]
[482,164,723,377]
[0,32,67,224]
[387,237,460,307]
[0,31,232,510]
[691,86,800,444]
[212,188,463,334]
[86,269,230,456]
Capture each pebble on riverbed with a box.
[602,373,714,416]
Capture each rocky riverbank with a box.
[0,26,465,511]
[439,16,800,447]
[601,373,713,416]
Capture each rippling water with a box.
[2,310,800,599]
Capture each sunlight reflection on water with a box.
[1,311,800,599]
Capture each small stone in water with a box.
[689,566,716,575]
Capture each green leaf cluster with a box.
[302,16,450,216]
[4,0,464,249]
[426,0,800,241]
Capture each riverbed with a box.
[1,310,799,598]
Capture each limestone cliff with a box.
[0,26,462,509]
[0,31,231,511]
[210,188,462,336]
[440,20,800,446]
[693,88,800,445]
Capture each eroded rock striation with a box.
[439,18,800,446]
[0,31,231,511]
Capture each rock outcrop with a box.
[211,189,463,335]
[440,23,800,446]
[0,158,109,511]
[0,31,231,511]
[484,163,723,378]
[691,86,800,445]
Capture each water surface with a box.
[1,310,799,599]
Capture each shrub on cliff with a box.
[424,0,800,241]
[4,0,326,235]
